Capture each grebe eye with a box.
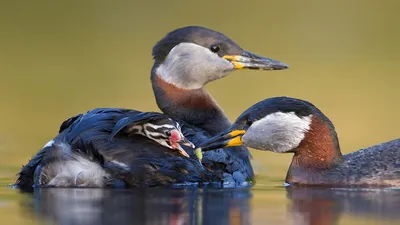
[165,130,171,136]
[246,120,253,127]
[210,44,221,53]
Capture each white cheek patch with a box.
[156,42,234,90]
[242,112,312,153]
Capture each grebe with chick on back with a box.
[17,26,289,189]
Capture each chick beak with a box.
[223,51,289,70]
[200,129,246,151]
[169,129,194,158]
[180,136,195,148]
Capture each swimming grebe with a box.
[200,97,400,187]
[17,26,289,189]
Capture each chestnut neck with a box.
[150,70,231,136]
[286,116,343,184]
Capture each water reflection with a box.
[18,185,400,225]
[21,187,252,225]
[287,187,400,225]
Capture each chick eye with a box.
[210,44,221,53]
[165,130,171,136]
[246,120,253,127]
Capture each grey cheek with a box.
[180,58,233,86]
[205,59,235,82]
[195,52,233,73]
[215,58,235,72]
[242,131,272,151]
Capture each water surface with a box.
[2,180,400,225]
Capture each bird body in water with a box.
[16,26,289,189]
[22,111,195,188]
[200,97,400,187]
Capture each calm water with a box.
[2,182,400,225]
[1,1,399,225]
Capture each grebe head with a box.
[200,97,340,155]
[152,26,289,90]
[110,112,194,157]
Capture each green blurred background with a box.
[0,1,399,224]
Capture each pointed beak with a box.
[174,144,190,158]
[179,136,195,148]
[200,129,246,151]
[223,51,289,70]
[176,136,195,158]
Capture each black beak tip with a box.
[267,59,289,70]
[271,61,289,70]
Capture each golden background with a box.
[0,1,398,224]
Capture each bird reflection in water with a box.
[286,187,400,225]
[21,187,252,225]
[20,185,400,225]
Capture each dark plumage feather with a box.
[59,114,82,133]
[17,108,222,188]
[17,108,138,188]
[17,146,52,190]
[332,139,400,185]
[180,122,253,183]
[71,139,105,166]
[109,112,168,139]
